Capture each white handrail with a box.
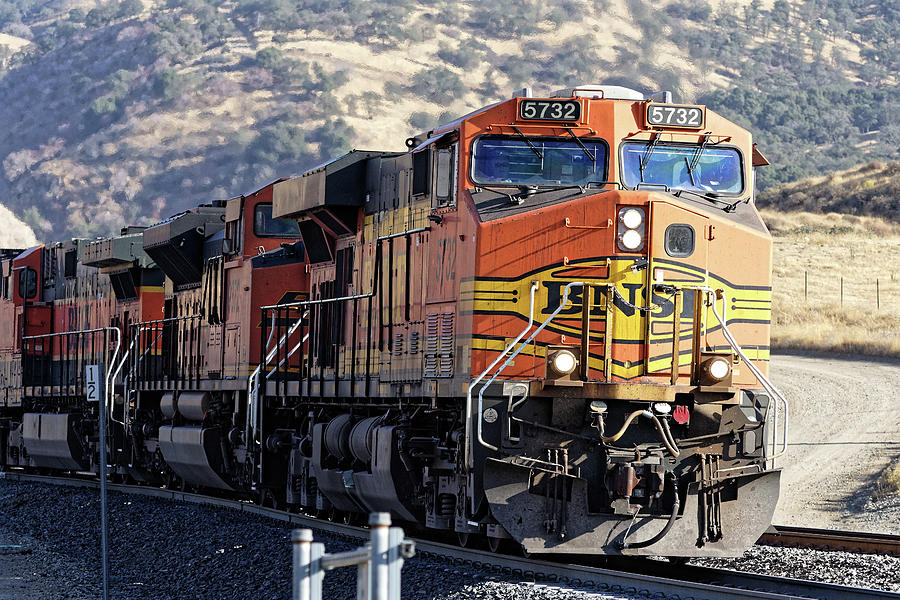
[464,281,538,469]
[692,286,789,464]
[466,281,585,468]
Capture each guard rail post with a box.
[291,512,414,600]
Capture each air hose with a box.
[601,410,681,458]
[617,480,681,550]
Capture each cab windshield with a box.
[472,136,608,187]
[621,142,743,195]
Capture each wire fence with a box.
[774,270,900,311]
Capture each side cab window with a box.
[224,196,244,257]
[435,143,457,208]
[18,267,37,300]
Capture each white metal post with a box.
[309,542,324,600]
[368,513,391,600]
[292,529,312,600]
[387,527,404,600]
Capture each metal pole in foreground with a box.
[292,529,313,600]
[99,374,109,600]
[86,362,109,600]
[369,513,391,600]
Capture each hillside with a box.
[0,0,898,240]
[758,160,900,221]
[763,208,900,357]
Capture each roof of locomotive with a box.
[427,84,660,139]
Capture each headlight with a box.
[620,207,643,229]
[617,206,645,252]
[703,357,731,382]
[549,350,577,376]
[620,229,643,250]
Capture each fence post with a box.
[369,513,391,600]
[804,270,808,301]
[877,278,880,309]
[840,277,843,306]
[293,529,313,600]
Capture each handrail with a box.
[685,286,789,464]
[247,308,308,445]
[466,281,583,468]
[464,282,539,469]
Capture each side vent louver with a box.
[425,312,454,378]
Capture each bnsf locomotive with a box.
[0,85,786,557]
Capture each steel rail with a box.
[2,472,897,600]
[760,525,900,557]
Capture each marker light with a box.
[653,402,671,415]
[620,229,643,251]
[621,208,643,229]
[550,350,578,376]
[703,357,731,382]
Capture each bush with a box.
[436,41,481,70]
[312,118,354,159]
[409,66,462,104]
[408,111,435,130]
[246,124,310,164]
[153,69,186,101]
[85,5,116,28]
[117,0,144,19]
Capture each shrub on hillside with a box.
[85,5,116,28]
[408,66,462,104]
[246,124,309,164]
[312,118,355,159]
[153,69,186,101]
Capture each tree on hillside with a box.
[117,0,144,19]
[771,0,791,29]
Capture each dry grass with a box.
[874,460,900,500]
[762,209,900,357]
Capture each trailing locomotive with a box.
[0,84,785,557]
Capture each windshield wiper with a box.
[511,126,543,160]
[639,132,661,182]
[564,128,595,162]
[685,132,711,183]
[473,184,593,205]
[674,187,744,212]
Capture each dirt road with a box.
[769,353,900,533]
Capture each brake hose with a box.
[617,480,681,550]
[601,410,681,458]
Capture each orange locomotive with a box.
[0,84,785,558]
[257,84,784,556]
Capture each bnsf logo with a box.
[540,281,697,320]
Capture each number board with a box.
[85,364,100,403]
[645,103,705,129]
[519,99,582,122]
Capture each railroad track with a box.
[760,525,900,557]
[2,471,897,600]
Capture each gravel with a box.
[0,479,637,600]
[691,545,900,593]
[5,477,899,600]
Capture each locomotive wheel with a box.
[327,506,341,522]
[341,511,356,525]
[457,532,477,548]
[487,537,502,553]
